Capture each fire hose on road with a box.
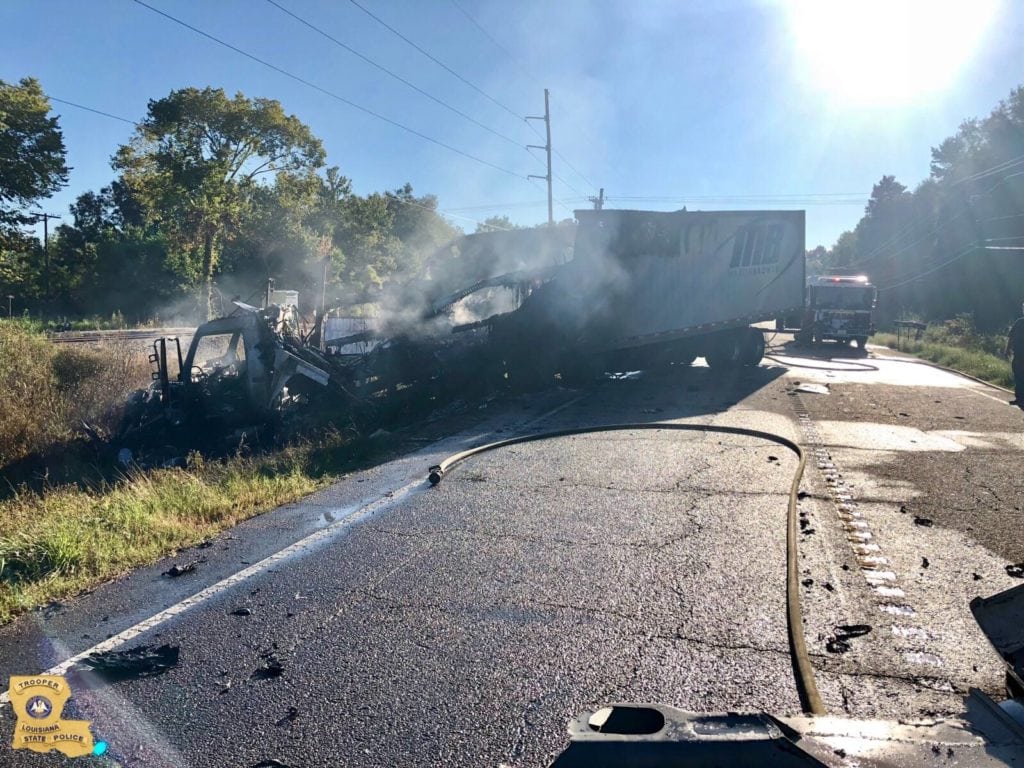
[427,422,827,717]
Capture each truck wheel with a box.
[855,336,869,350]
[739,328,765,366]
[704,332,742,369]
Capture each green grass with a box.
[873,331,1014,389]
[0,321,371,625]
[0,438,356,624]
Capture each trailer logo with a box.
[7,675,101,758]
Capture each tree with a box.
[828,230,858,269]
[385,183,460,275]
[113,87,325,318]
[475,215,522,233]
[220,168,348,307]
[0,77,68,242]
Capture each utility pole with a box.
[526,88,553,226]
[588,188,605,210]
[31,212,62,298]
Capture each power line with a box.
[448,0,543,89]
[878,244,979,290]
[445,1,600,194]
[132,0,525,179]
[47,96,135,124]
[844,171,1017,270]
[527,144,587,198]
[524,112,598,194]
[345,0,527,125]
[388,195,513,231]
[951,152,1024,186]
[265,0,525,149]
[527,177,575,220]
[444,199,586,212]
[610,192,869,200]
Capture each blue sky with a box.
[2,0,1022,249]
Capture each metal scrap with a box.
[163,561,198,578]
[74,643,180,681]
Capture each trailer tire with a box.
[855,336,869,350]
[739,328,765,367]
[704,332,742,369]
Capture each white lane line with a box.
[0,393,588,707]
[0,483,421,706]
[962,386,1014,406]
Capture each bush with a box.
[873,327,1013,389]
[0,320,151,466]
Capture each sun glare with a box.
[786,0,999,106]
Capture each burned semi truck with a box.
[115,209,804,459]
[486,208,806,384]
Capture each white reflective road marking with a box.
[0,394,587,706]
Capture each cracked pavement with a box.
[1,347,1023,766]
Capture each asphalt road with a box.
[2,342,1022,767]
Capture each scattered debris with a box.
[898,412,910,417]
[275,706,299,727]
[74,643,179,682]
[801,578,814,587]
[253,652,286,680]
[797,491,809,500]
[913,516,933,527]
[922,557,930,569]
[973,573,983,581]
[899,504,908,514]
[1007,563,1024,579]
[826,624,871,654]
[249,761,291,768]
[823,582,835,592]
[229,607,253,617]
[767,455,779,462]
[795,383,829,395]
[163,561,198,578]
[835,624,872,639]
[826,638,851,654]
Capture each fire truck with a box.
[781,274,877,348]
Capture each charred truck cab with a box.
[117,301,331,461]
[798,275,877,348]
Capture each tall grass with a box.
[873,315,1013,389]
[0,443,334,623]
[0,322,360,624]
[0,320,151,467]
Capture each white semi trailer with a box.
[489,208,806,380]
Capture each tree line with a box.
[0,80,521,323]
[811,85,1024,332]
